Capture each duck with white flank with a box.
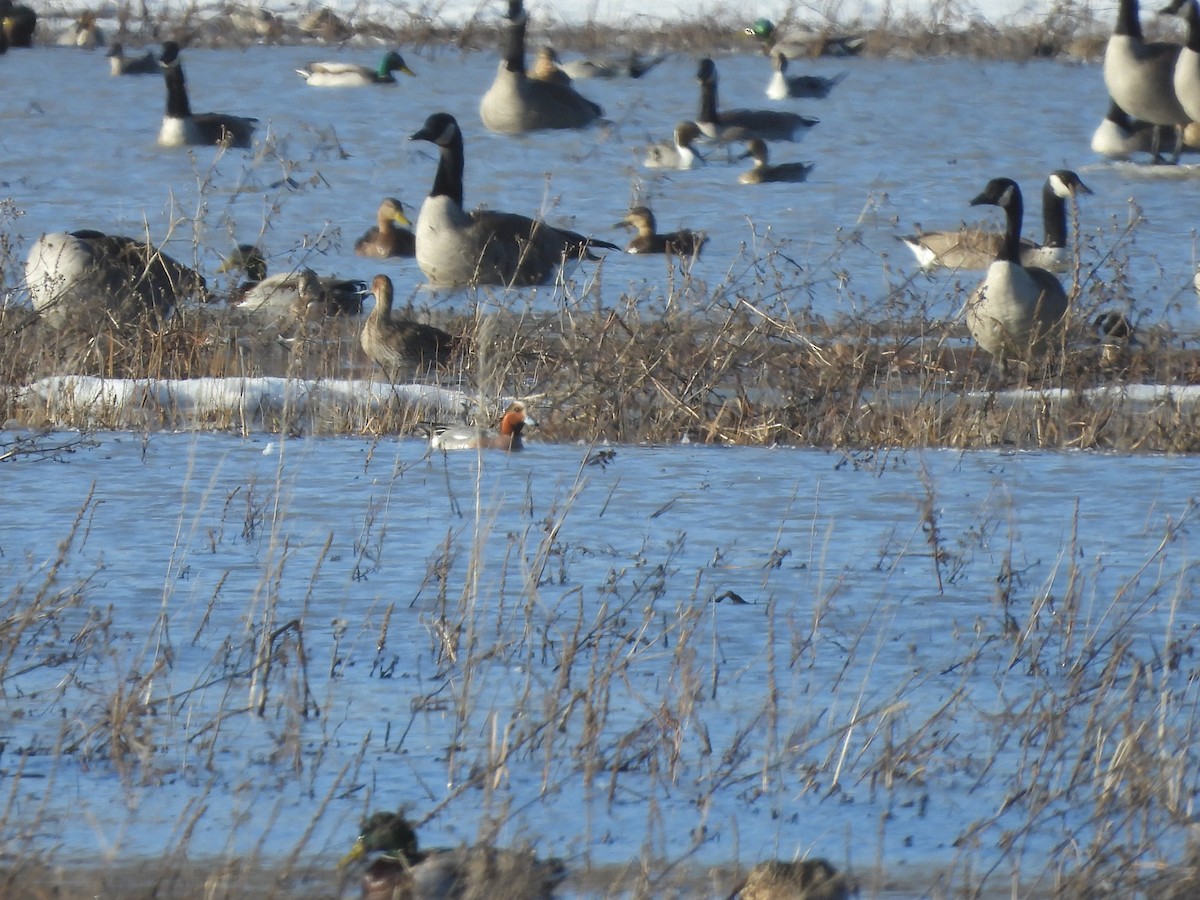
[737,138,815,184]
[409,112,618,286]
[219,245,364,321]
[295,50,415,87]
[642,121,705,169]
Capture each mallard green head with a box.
[745,18,775,40]
[380,50,415,78]
[218,244,268,283]
[340,811,421,867]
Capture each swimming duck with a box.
[341,810,565,898]
[1167,0,1200,124]
[61,10,103,48]
[727,859,850,900]
[695,58,819,143]
[642,121,705,169]
[1103,0,1189,162]
[295,50,415,87]
[219,245,364,320]
[355,198,415,259]
[558,49,667,80]
[158,42,257,149]
[964,177,1070,361]
[479,0,603,133]
[765,53,846,100]
[25,230,208,329]
[737,138,815,184]
[530,46,572,87]
[409,111,618,286]
[430,401,534,451]
[898,170,1091,272]
[0,0,37,47]
[743,18,864,60]
[107,42,159,75]
[616,206,707,256]
[360,274,455,381]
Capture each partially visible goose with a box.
[1103,0,1189,161]
[219,244,364,320]
[158,42,257,149]
[695,58,819,143]
[479,0,603,133]
[431,401,535,451]
[295,50,415,87]
[341,810,565,898]
[899,170,1091,272]
[642,121,705,169]
[964,177,1070,361]
[1091,99,1167,158]
[361,275,455,381]
[409,112,618,286]
[766,53,846,100]
[530,46,572,86]
[616,206,707,256]
[559,49,667,80]
[1168,0,1200,123]
[743,18,864,60]
[25,230,208,329]
[727,859,850,900]
[107,42,158,75]
[0,0,36,47]
[737,137,815,184]
[354,198,415,259]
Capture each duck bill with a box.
[338,838,367,868]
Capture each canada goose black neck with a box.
[971,178,1023,264]
[160,42,192,119]
[1182,0,1200,53]
[411,113,465,208]
[503,0,528,74]
[1040,171,1090,250]
[697,58,720,124]
[1114,0,1144,37]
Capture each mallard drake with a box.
[25,230,207,329]
[558,49,666,80]
[360,275,455,381]
[743,18,864,60]
[295,50,415,87]
[0,0,36,47]
[898,170,1091,272]
[642,121,705,169]
[107,41,158,75]
[1103,0,1190,162]
[355,198,415,259]
[219,245,364,320]
[766,53,846,100]
[157,42,257,149]
[695,58,819,143]
[530,47,572,86]
[727,859,850,900]
[964,177,1070,361]
[737,138,814,184]
[409,112,618,286]
[430,401,534,451]
[616,206,706,256]
[61,10,103,48]
[479,0,603,133]
[341,810,564,898]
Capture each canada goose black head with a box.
[159,40,181,69]
[970,177,1023,258]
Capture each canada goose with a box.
[409,112,618,286]
[899,170,1091,272]
[559,49,667,80]
[25,230,208,329]
[354,198,415,258]
[695,58,819,143]
[642,121,705,169]
[0,0,37,47]
[1103,0,1189,161]
[295,50,415,87]
[341,810,565,898]
[158,42,257,149]
[530,46,572,86]
[1167,0,1200,123]
[430,401,535,451]
[361,275,454,381]
[766,53,846,100]
[964,177,1070,361]
[1091,99,1170,158]
[218,244,365,320]
[743,18,864,60]
[737,137,815,184]
[727,859,850,900]
[107,42,158,76]
[479,0,603,133]
[616,206,707,256]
